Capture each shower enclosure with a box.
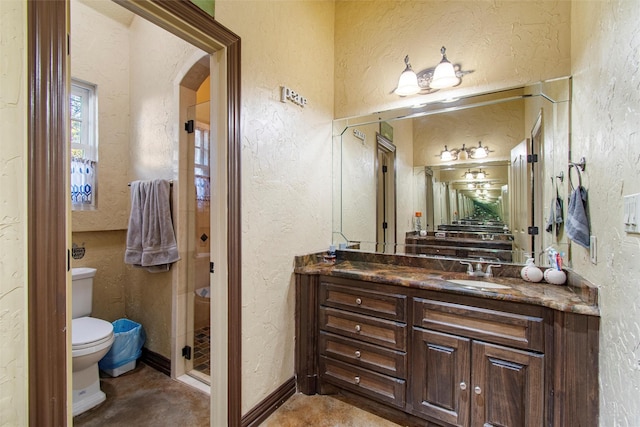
[186,101,212,382]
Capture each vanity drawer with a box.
[420,246,458,257]
[320,307,407,351]
[320,331,407,378]
[412,298,545,352]
[319,356,406,408]
[319,279,406,322]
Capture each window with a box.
[70,79,98,209]
[194,123,210,202]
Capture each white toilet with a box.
[71,267,115,416]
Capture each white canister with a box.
[544,268,567,285]
[521,258,543,282]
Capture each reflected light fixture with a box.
[463,169,489,180]
[394,55,420,96]
[457,144,469,160]
[470,141,491,159]
[438,144,471,162]
[430,46,461,89]
[440,145,456,161]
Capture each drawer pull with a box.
[354,350,361,358]
[459,382,467,391]
[474,386,482,395]
[354,376,361,385]
[355,324,361,332]
[355,297,362,305]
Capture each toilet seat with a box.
[72,317,114,357]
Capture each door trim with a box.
[27,0,242,425]
[28,1,69,424]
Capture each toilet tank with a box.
[71,267,97,319]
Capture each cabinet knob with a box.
[355,324,361,332]
[355,297,362,305]
[355,350,361,358]
[459,382,467,391]
[354,376,361,385]
[474,386,482,395]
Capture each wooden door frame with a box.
[375,133,397,253]
[27,0,242,425]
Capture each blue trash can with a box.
[99,318,146,377]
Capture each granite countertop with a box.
[295,258,600,317]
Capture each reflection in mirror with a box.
[333,78,571,266]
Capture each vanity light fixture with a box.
[393,46,471,97]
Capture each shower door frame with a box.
[27,0,242,425]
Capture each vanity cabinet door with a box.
[471,341,544,427]
[410,328,471,426]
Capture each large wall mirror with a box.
[333,77,571,266]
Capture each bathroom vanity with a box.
[295,252,599,427]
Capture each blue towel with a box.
[545,196,564,236]
[565,186,590,248]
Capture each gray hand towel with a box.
[565,186,590,248]
[125,179,179,272]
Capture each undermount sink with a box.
[447,279,511,290]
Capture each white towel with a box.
[125,179,179,272]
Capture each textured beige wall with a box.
[413,100,525,165]
[216,0,335,414]
[71,231,128,322]
[70,2,205,358]
[335,0,571,118]
[0,1,28,425]
[570,1,640,425]
[124,16,206,358]
[71,0,132,232]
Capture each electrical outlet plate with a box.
[590,235,597,264]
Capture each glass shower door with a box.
[186,101,212,383]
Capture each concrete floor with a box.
[73,363,401,426]
[260,393,403,427]
[73,363,209,426]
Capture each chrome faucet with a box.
[459,261,501,278]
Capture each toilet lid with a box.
[72,317,114,346]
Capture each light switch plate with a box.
[590,235,597,264]
[624,193,640,234]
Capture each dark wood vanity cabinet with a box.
[317,278,408,408]
[411,329,544,426]
[296,274,599,427]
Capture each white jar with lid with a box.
[521,258,543,282]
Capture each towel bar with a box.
[127,180,173,187]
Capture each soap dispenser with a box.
[521,258,543,282]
